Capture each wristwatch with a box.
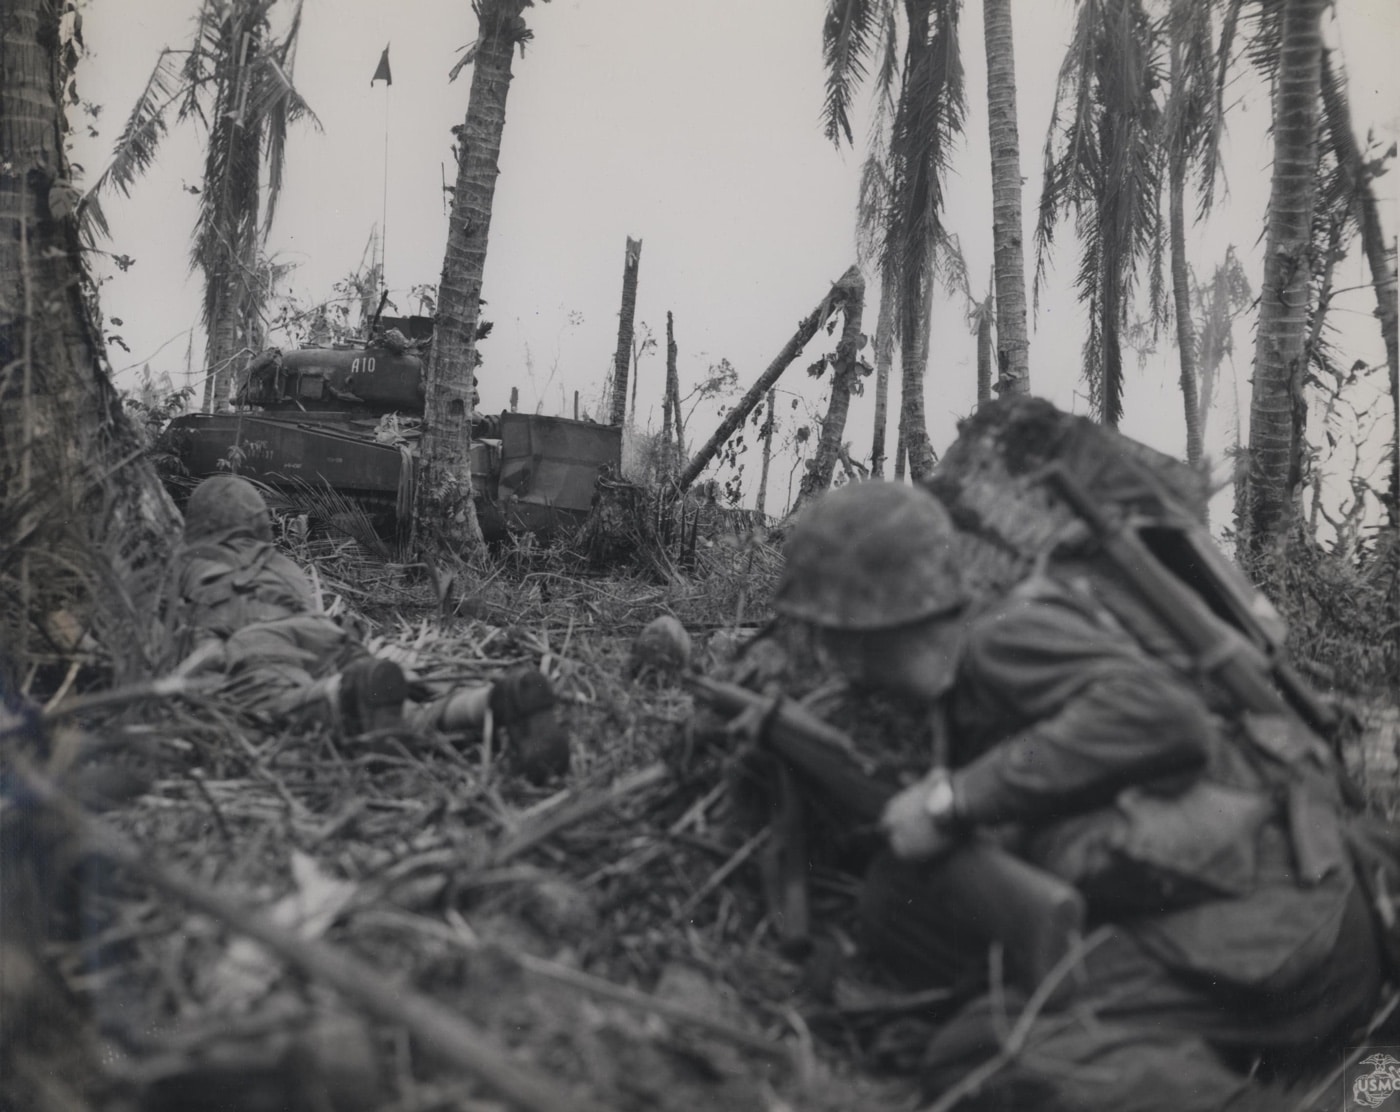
[922,769,962,831]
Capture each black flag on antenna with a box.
[371,44,392,86]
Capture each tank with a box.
[166,332,620,541]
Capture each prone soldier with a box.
[170,475,568,781]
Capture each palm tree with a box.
[981,0,1029,395]
[1318,48,1399,524]
[1189,246,1251,448]
[1245,0,1328,555]
[823,0,967,481]
[420,0,537,550]
[795,271,868,509]
[1035,0,1165,428]
[87,0,316,413]
[1161,0,1235,465]
[3,0,181,687]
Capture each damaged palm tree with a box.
[2,0,181,692]
[608,236,643,427]
[420,0,537,554]
[794,270,868,511]
[681,266,863,492]
[86,0,317,413]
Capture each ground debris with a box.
[6,567,931,1112]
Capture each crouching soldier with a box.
[170,475,568,781]
[773,481,1392,1111]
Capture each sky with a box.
[71,0,1399,520]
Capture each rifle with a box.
[1040,464,1337,744]
[687,673,1086,988]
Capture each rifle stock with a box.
[688,674,1086,987]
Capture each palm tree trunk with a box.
[870,266,895,478]
[420,0,528,551]
[1170,152,1203,466]
[666,312,685,472]
[661,310,676,470]
[894,408,908,480]
[1320,50,1399,523]
[1247,0,1326,555]
[796,271,866,509]
[900,265,938,479]
[681,266,860,491]
[204,275,243,413]
[756,388,776,518]
[1,0,180,683]
[609,236,642,426]
[982,0,1029,394]
[976,293,993,405]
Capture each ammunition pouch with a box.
[1032,779,1274,916]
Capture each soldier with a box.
[172,475,567,781]
[773,480,1388,1110]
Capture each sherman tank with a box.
[166,324,621,540]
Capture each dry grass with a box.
[5,480,1399,1112]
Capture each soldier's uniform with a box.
[774,481,1390,1111]
[870,577,1382,1109]
[171,477,567,779]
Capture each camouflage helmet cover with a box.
[184,475,274,542]
[775,481,967,631]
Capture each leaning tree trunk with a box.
[795,271,866,510]
[982,0,1030,395]
[1,0,180,690]
[1169,139,1203,464]
[1247,0,1326,556]
[1320,49,1399,523]
[419,0,528,553]
[609,236,642,427]
[870,264,895,478]
[680,266,861,491]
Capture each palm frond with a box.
[1037,0,1164,424]
[823,0,883,146]
[85,48,187,206]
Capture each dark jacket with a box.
[944,575,1365,998]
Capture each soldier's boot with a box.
[431,670,570,783]
[490,669,570,784]
[338,657,407,736]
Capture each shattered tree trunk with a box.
[870,265,895,478]
[795,270,866,511]
[662,310,680,476]
[1,0,181,687]
[1246,0,1325,556]
[420,0,530,553]
[681,266,861,491]
[608,236,642,427]
[755,388,776,518]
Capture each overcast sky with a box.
[72,0,1398,516]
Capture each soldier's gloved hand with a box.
[881,769,960,862]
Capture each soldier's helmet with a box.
[184,475,274,543]
[775,481,967,631]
